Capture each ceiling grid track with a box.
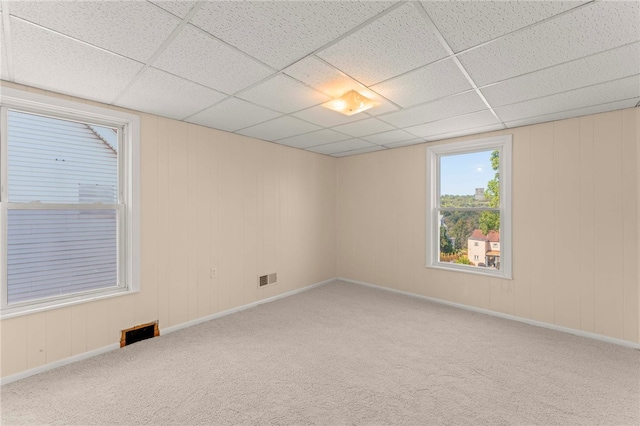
[110,1,208,105]
[413,1,506,130]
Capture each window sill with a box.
[426,262,513,280]
[0,287,139,320]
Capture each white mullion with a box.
[1,107,8,308]
[117,126,126,289]
[1,107,8,202]
[0,204,8,309]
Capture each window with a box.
[426,135,512,279]
[1,88,140,317]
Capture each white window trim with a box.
[0,87,140,318]
[426,135,512,279]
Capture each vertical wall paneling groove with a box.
[209,130,220,315]
[156,117,170,329]
[70,304,87,356]
[85,301,108,352]
[45,307,72,364]
[552,118,580,330]
[512,126,532,319]
[593,112,624,339]
[136,113,160,326]
[578,115,596,332]
[0,316,27,376]
[167,121,189,327]
[622,108,639,342]
[25,312,46,369]
[107,296,134,349]
[528,123,555,324]
[242,138,259,307]
[195,124,212,319]
[186,124,199,321]
[637,108,640,340]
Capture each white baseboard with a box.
[339,277,640,350]
[1,278,334,386]
[0,343,120,386]
[161,278,334,335]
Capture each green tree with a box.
[448,213,477,251]
[440,226,454,254]
[479,150,500,234]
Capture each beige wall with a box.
[337,108,640,344]
[0,83,337,378]
[1,81,638,380]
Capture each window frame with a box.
[426,135,512,279]
[0,87,140,318]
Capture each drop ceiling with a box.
[1,0,638,157]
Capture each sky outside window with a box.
[440,150,493,196]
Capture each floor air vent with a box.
[258,273,277,287]
[120,321,159,347]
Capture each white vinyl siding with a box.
[7,111,118,204]
[4,110,120,305]
[1,88,140,318]
[8,111,117,204]
[7,209,117,303]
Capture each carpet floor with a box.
[1,280,639,425]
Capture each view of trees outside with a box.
[439,149,500,268]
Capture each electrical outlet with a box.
[210,268,217,279]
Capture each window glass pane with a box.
[6,209,117,304]
[7,110,118,204]
[440,149,499,208]
[439,210,501,269]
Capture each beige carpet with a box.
[1,280,639,425]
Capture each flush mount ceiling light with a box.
[322,90,380,116]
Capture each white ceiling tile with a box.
[361,99,401,116]
[9,1,179,62]
[317,2,449,85]
[277,129,350,150]
[383,138,426,149]
[504,98,640,129]
[237,116,321,141]
[9,18,144,104]
[331,117,396,138]
[494,75,640,123]
[482,42,640,108]
[191,1,394,70]
[361,129,416,145]
[237,74,330,113]
[293,105,367,128]
[459,1,640,86]
[116,68,226,120]
[284,56,362,97]
[149,1,198,19]
[422,1,588,52]
[186,97,281,132]
[154,25,274,95]
[424,123,506,142]
[372,58,472,108]
[379,91,488,128]
[331,145,387,157]
[307,138,377,155]
[406,110,501,138]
